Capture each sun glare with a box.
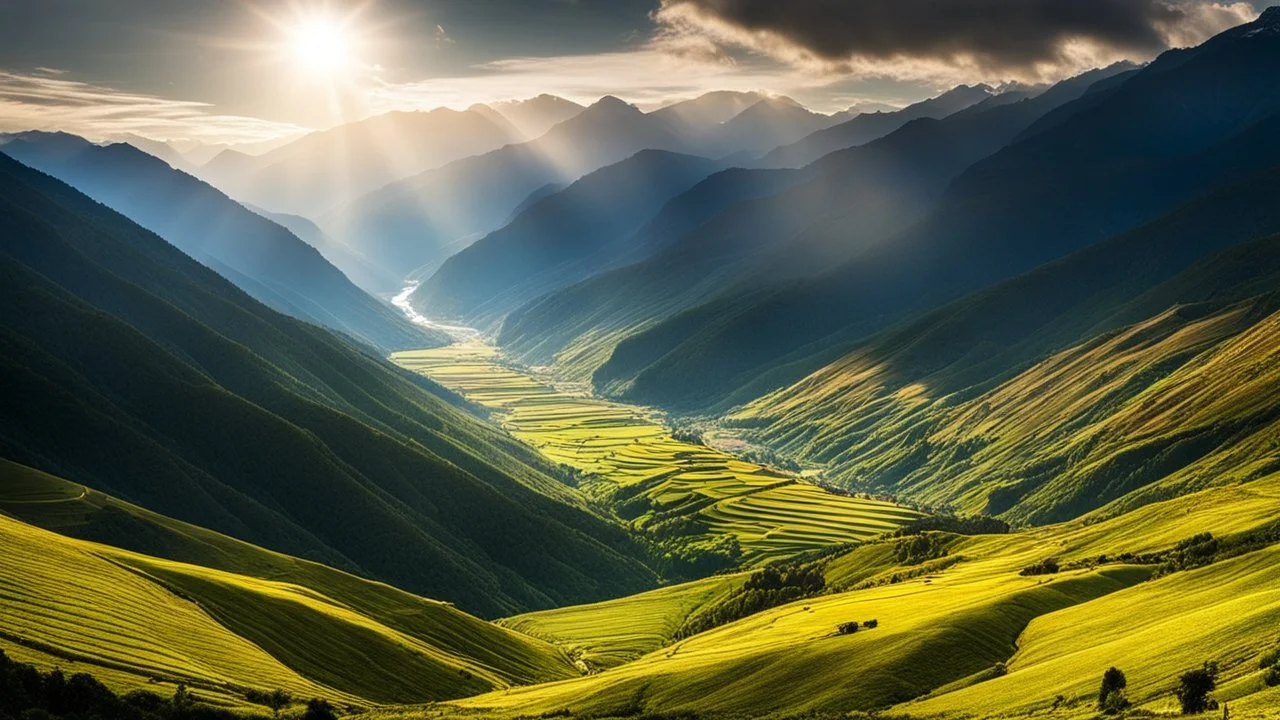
[289,16,354,74]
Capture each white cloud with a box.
[366,47,840,112]
[0,70,309,144]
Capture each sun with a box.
[288,16,355,75]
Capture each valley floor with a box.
[392,343,923,563]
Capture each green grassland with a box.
[392,345,923,563]
[498,574,748,672]
[728,223,1280,528]
[0,459,577,707]
[362,470,1280,720]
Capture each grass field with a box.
[393,345,923,562]
[0,459,577,707]
[356,471,1280,720]
[499,574,748,672]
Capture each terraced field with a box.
[393,345,923,561]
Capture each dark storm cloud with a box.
[656,0,1258,75]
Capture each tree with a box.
[172,684,192,711]
[1098,667,1128,710]
[265,690,293,719]
[1175,662,1219,715]
[303,699,338,720]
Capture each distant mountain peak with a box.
[581,96,643,120]
[592,95,637,110]
[760,94,804,108]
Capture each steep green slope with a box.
[0,473,577,707]
[1,133,441,352]
[0,457,580,691]
[0,151,656,616]
[907,544,1280,718]
[732,174,1280,524]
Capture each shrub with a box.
[0,650,265,720]
[864,619,878,629]
[1098,667,1128,710]
[837,622,859,635]
[894,533,950,565]
[1175,662,1219,715]
[303,699,339,720]
[1019,558,1060,576]
[674,561,824,639]
[1264,665,1280,688]
[1100,690,1131,715]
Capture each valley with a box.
[4,6,1280,720]
[392,343,924,565]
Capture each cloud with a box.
[367,47,830,111]
[653,0,1258,84]
[0,70,309,144]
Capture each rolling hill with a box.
[0,133,441,352]
[0,150,657,617]
[410,470,1280,719]
[0,459,578,707]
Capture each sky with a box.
[0,0,1269,145]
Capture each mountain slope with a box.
[0,151,657,617]
[597,13,1280,412]
[411,150,724,324]
[496,64,1130,387]
[651,91,765,130]
[328,96,697,283]
[198,107,525,218]
[487,95,585,139]
[730,167,1280,524]
[1,133,441,351]
[756,84,998,168]
[0,459,578,705]
[710,96,836,158]
[245,205,401,296]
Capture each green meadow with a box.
[0,459,576,709]
[392,345,923,563]
[376,471,1280,720]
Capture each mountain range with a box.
[5,7,1280,720]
